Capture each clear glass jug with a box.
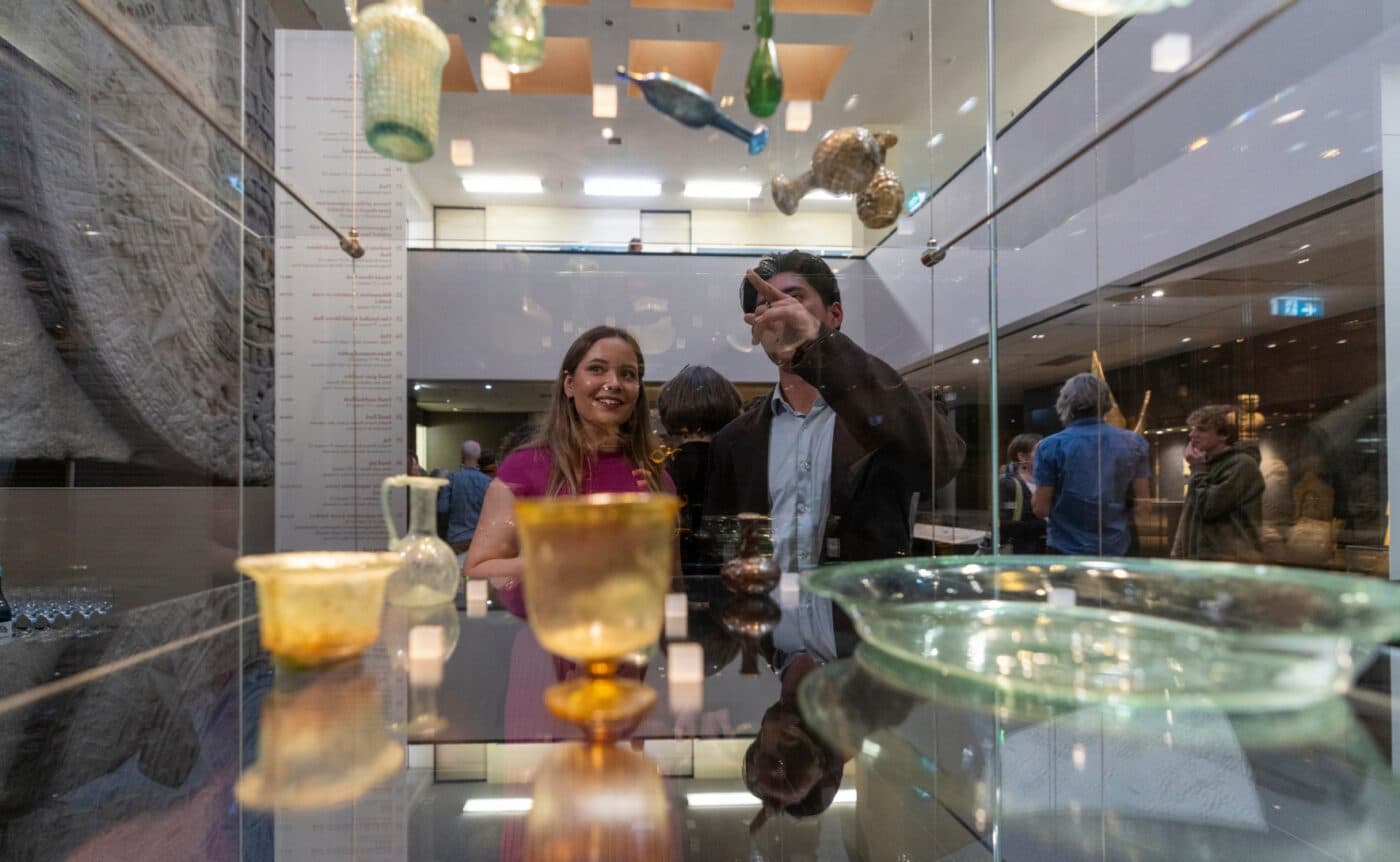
[380,475,458,606]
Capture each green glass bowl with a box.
[803,556,1400,711]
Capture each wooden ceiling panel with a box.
[630,0,734,9]
[775,43,849,101]
[441,35,478,93]
[775,0,877,13]
[509,37,594,95]
[625,39,724,96]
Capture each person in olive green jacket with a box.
[1171,404,1265,561]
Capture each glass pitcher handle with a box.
[380,476,402,546]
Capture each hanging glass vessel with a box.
[490,0,546,74]
[744,0,783,118]
[355,0,450,163]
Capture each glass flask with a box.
[490,0,546,73]
[744,0,783,117]
[380,475,459,606]
[354,0,450,163]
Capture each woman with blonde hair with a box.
[466,325,673,613]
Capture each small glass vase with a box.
[744,0,782,117]
[720,513,781,594]
[490,0,546,73]
[355,0,449,163]
[381,475,459,606]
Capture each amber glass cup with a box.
[515,493,681,740]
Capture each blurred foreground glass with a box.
[525,744,672,862]
[236,661,403,811]
[355,0,449,163]
[234,551,402,666]
[515,493,681,740]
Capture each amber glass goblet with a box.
[515,493,681,741]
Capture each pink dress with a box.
[493,446,675,617]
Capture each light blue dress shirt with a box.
[768,387,837,572]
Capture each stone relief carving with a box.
[0,0,275,483]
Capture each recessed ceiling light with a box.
[1267,343,1278,349]
[719,95,735,108]
[1320,148,1341,159]
[1211,343,1222,349]
[926,132,945,149]
[1272,109,1305,125]
[1189,136,1209,152]
[1236,337,1246,343]
[971,358,981,365]
[785,100,812,132]
[601,126,614,139]
[1030,333,1046,340]
[461,174,543,194]
[413,383,423,391]
[1336,338,1348,344]
[843,94,860,112]
[584,178,662,197]
[484,383,493,390]
[1150,32,1191,74]
[592,83,617,118]
[463,798,532,813]
[1180,336,1192,343]
[1151,289,1165,298]
[1297,257,1310,264]
[683,180,762,199]
[957,96,979,115]
[1296,243,1311,251]
[450,139,474,167]
[480,53,511,91]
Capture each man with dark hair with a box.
[706,250,965,570]
[1170,404,1265,561]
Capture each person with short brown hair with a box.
[1170,404,1265,561]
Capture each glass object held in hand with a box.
[355,0,450,163]
[381,474,459,606]
[490,0,546,73]
[515,493,681,740]
[804,556,1400,711]
[234,551,402,666]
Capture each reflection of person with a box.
[706,251,966,571]
[657,364,743,536]
[466,326,674,614]
[999,433,1046,553]
[1170,405,1264,561]
[1032,373,1150,555]
[437,440,492,564]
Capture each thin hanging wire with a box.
[350,5,363,549]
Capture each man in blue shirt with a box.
[1032,373,1150,555]
[438,440,492,565]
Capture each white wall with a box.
[407,250,866,384]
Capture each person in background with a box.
[408,451,425,476]
[627,237,643,253]
[497,421,537,462]
[466,326,675,615]
[1170,404,1264,561]
[999,433,1046,553]
[437,440,491,567]
[706,251,965,572]
[429,467,450,538]
[657,365,743,533]
[478,450,499,478]
[1032,373,1150,555]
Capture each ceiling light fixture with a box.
[1151,289,1165,298]
[463,798,532,814]
[926,132,945,149]
[683,180,763,199]
[461,174,543,194]
[1188,136,1209,152]
[592,83,617,118]
[601,126,614,139]
[957,96,979,115]
[1150,33,1191,73]
[785,100,813,132]
[479,52,511,91]
[1272,109,1305,125]
[450,139,475,167]
[484,383,493,390]
[1320,148,1341,159]
[1297,257,1310,264]
[584,178,662,197]
[1052,1,1195,16]
[1030,333,1046,340]
[1180,336,1192,343]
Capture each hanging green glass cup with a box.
[745,0,783,118]
[490,0,546,74]
[354,0,449,163]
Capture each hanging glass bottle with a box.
[490,0,546,74]
[744,0,783,118]
[355,0,450,163]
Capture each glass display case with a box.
[0,1,1396,860]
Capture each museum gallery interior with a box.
[1,1,1398,860]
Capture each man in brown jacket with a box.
[705,251,965,570]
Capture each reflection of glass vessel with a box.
[745,0,783,117]
[234,551,402,666]
[381,475,459,606]
[617,66,769,155]
[515,493,681,740]
[354,0,450,163]
[490,0,546,73]
[236,661,404,810]
[525,744,672,861]
[720,594,781,675]
[720,513,781,594]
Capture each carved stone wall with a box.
[0,0,275,483]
